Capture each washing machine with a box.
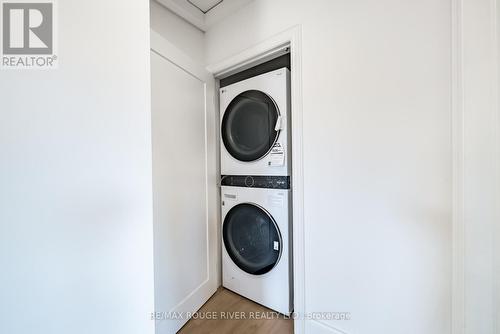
[220,68,291,176]
[221,175,293,315]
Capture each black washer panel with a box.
[221,175,290,189]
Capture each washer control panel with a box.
[221,175,290,189]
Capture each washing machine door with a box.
[221,90,280,162]
[223,203,282,275]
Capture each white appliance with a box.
[220,68,291,176]
[221,176,293,315]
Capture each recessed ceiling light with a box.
[187,0,223,13]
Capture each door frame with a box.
[150,29,219,332]
[207,25,306,334]
[451,0,500,332]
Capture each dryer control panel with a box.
[221,175,290,189]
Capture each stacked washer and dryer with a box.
[220,67,293,315]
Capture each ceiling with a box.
[156,0,253,31]
[187,0,223,13]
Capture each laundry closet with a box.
[151,13,296,331]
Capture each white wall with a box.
[0,1,155,334]
[150,0,205,63]
[206,1,452,333]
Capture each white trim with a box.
[206,26,298,76]
[210,44,290,79]
[452,0,500,332]
[493,1,500,332]
[213,79,222,288]
[206,25,306,334]
[451,0,466,333]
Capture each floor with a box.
[178,288,293,334]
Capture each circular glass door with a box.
[223,203,282,275]
[221,90,280,162]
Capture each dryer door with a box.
[223,203,282,275]
[221,90,280,162]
